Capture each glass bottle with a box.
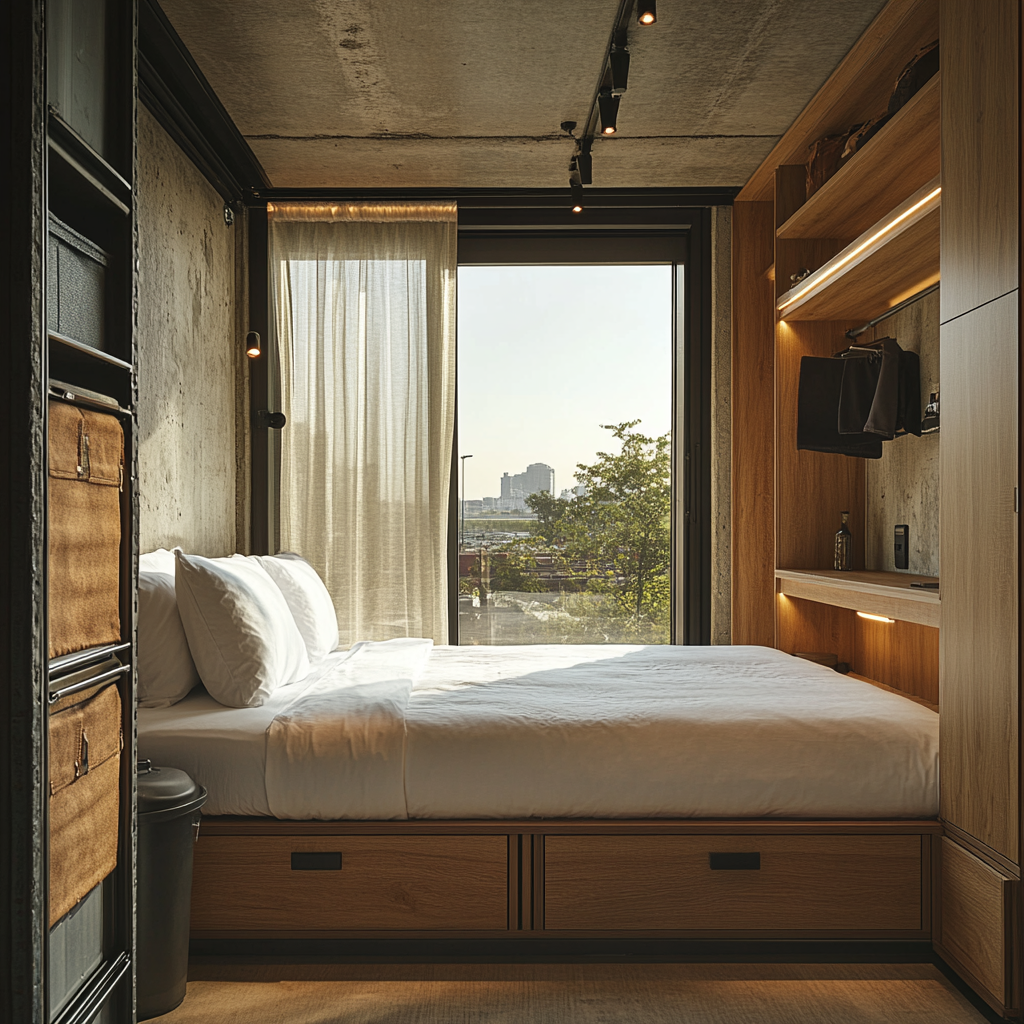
[834,511,853,571]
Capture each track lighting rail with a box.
[570,0,657,211]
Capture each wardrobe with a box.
[731,0,1020,1015]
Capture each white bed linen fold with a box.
[264,638,433,819]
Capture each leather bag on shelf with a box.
[805,128,859,199]
[48,399,124,659]
[841,113,892,161]
[888,40,939,116]
[49,661,123,926]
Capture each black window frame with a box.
[453,204,713,646]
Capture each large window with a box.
[457,264,675,645]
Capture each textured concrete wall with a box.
[710,206,732,643]
[864,290,940,576]
[137,104,238,556]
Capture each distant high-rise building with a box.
[500,463,555,505]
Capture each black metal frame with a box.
[2,0,140,1019]
[0,1,48,1020]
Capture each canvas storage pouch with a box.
[48,399,124,659]
[49,666,123,926]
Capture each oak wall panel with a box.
[939,292,1018,863]
[854,615,939,706]
[731,201,775,646]
[939,0,1019,323]
[776,594,855,666]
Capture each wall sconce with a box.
[245,331,262,358]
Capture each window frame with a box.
[454,210,713,646]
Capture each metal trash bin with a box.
[136,761,207,1020]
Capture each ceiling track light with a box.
[598,89,619,135]
[570,173,584,214]
[609,45,630,95]
[637,0,656,25]
[575,149,593,185]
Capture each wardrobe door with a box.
[939,292,1018,863]
[940,0,1019,323]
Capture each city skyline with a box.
[457,264,673,503]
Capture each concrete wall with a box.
[864,290,940,576]
[710,206,732,643]
[137,104,239,556]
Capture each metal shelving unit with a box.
[43,0,139,1021]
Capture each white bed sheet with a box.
[137,643,938,820]
[137,650,353,816]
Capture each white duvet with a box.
[220,641,939,820]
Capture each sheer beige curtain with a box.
[268,202,456,645]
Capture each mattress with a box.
[137,643,939,820]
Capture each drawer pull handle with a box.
[709,852,760,871]
[291,852,342,871]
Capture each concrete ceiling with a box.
[159,0,889,190]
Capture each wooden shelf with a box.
[777,74,940,242]
[776,569,940,627]
[775,177,940,321]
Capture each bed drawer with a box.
[190,834,509,932]
[543,834,923,932]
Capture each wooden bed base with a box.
[191,817,942,942]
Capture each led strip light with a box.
[777,183,942,313]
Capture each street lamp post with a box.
[460,454,473,551]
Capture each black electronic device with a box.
[894,524,909,570]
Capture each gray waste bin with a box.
[136,761,207,1020]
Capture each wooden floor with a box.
[165,963,991,1023]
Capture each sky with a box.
[457,264,673,503]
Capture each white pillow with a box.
[174,550,310,708]
[256,553,339,662]
[137,549,202,708]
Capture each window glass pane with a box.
[457,264,673,645]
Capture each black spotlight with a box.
[575,149,593,185]
[609,46,630,95]
[570,177,584,214]
[598,89,619,135]
[637,0,656,25]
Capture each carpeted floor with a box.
[160,963,990,1023]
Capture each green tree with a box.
[526,490,569,545]
[561,421,672,640]
[489,543,546,593]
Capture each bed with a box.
[139,640,938,820]
[138,641,941,943]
